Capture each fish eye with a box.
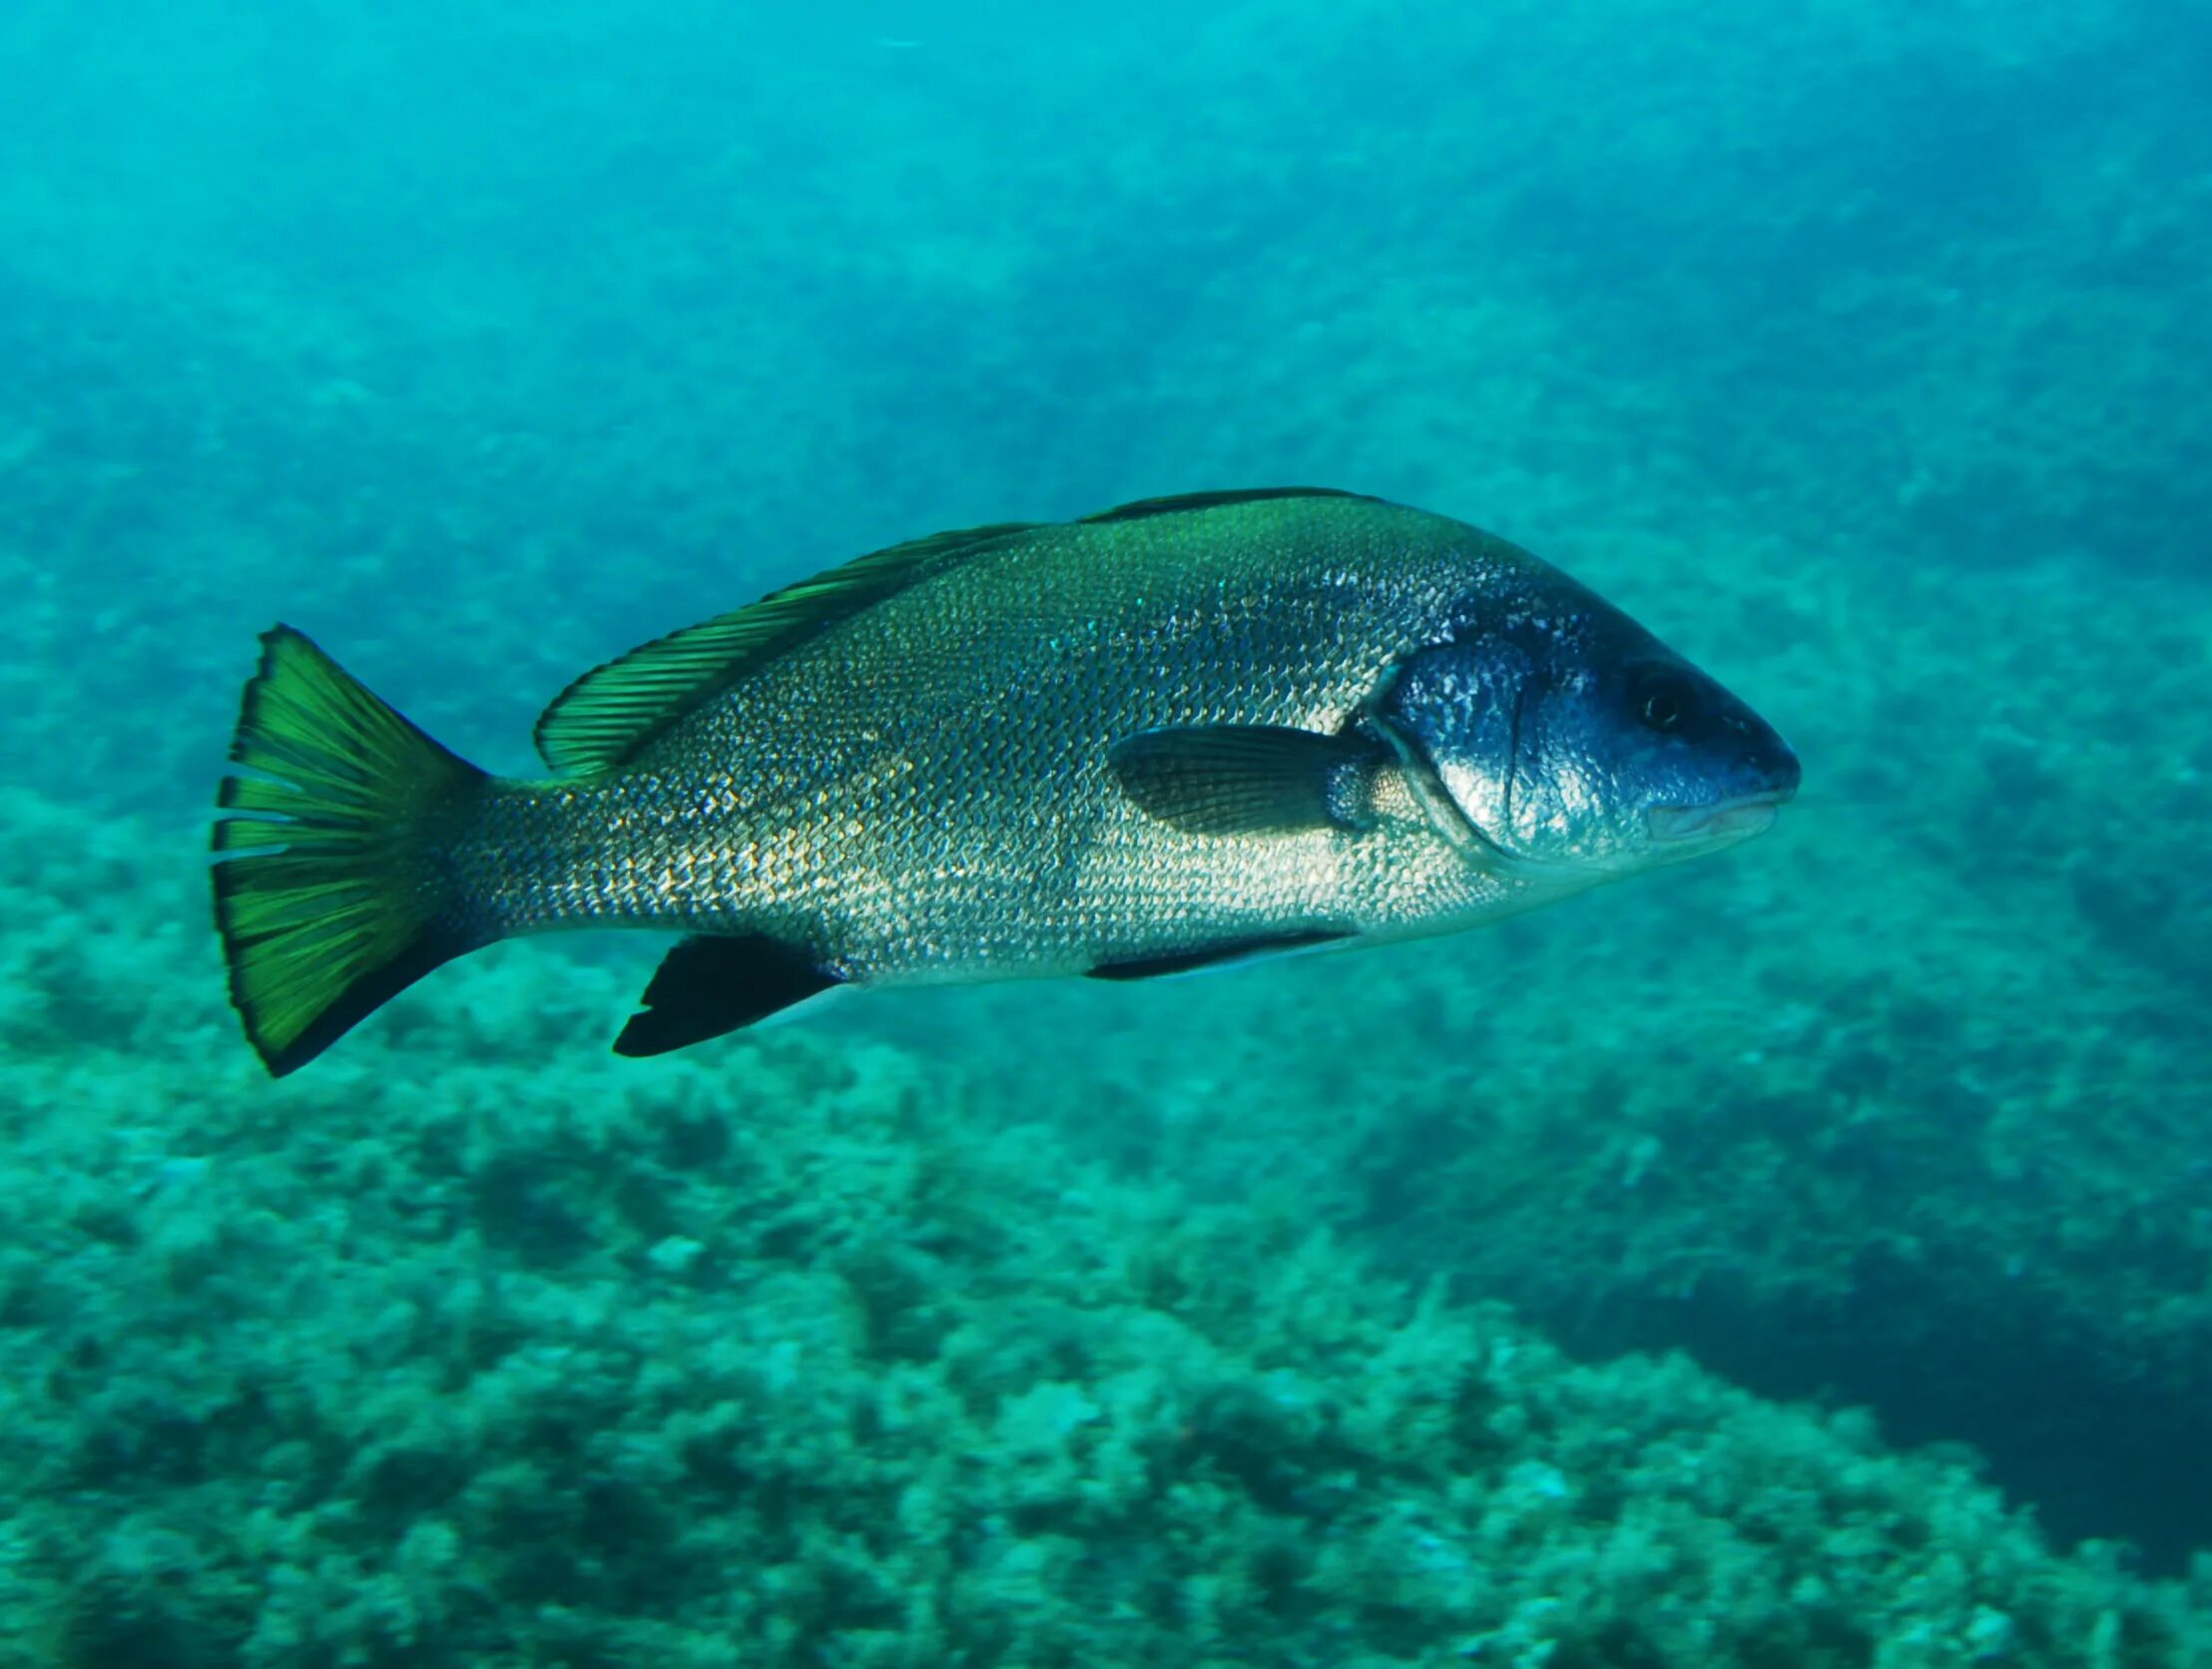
[1630,667,1699,733]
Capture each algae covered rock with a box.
[1,793,2209,1665]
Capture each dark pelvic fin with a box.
[212,626,491,1077]
[1109,725,1385,835]
[1078,486,1376,524]
[534,520,1040,776]
[1087,928,1355,981]
[613,933,844,1057]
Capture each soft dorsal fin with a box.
[534,519,1037,774]
[534,488,1380,775]
[1077,486,1373,525]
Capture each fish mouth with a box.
[1646,788,1792,846]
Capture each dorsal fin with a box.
[533,488,1380,775]
[533,519,1037,774]
[1077,486,1373,525]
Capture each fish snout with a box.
[1646,720,1799,847]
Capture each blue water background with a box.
[3,0,2210,1606]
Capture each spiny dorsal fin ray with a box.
[533,489,1381,776]
[532,519,1038,774]
[1078,486,1373,525]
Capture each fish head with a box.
[1382,597,1799,880]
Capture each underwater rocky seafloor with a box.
[843,515,2212,1573]
[5,0,2212,1661]
[3,790,2211,1668]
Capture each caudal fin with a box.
[213,626,490,1076]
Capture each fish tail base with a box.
[212,626,493,1076]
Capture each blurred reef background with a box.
[3,0,2211,1663]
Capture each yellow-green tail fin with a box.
[212,626,490,1076]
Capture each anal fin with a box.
[614,933,842,1057]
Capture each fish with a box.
[212,487,1799,1075]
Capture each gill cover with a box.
[1379,609,1797,875]
[1375,625,1544,866]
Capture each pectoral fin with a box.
[614,933,843,1056]
[1108,726,1383,836]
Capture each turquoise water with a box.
[4,1,2210,1662]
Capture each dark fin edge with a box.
[212,626,489,1076]
[214,874,465,1076]
[613,932,843,1057]
[1087,928,1355,981]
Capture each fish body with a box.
[214,489,1798,1074]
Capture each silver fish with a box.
[214,488,1798,1073]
